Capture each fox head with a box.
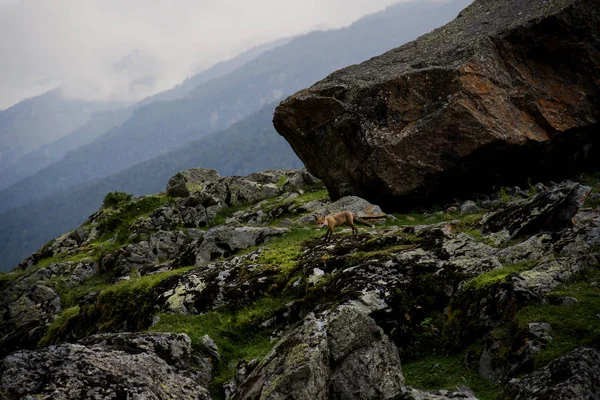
[314,215,327,228]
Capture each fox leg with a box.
[323,228,333,242]
[349,221,358,234]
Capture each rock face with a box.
[274,0,600,208]
[233,304,404,400]
[481,181,591,243]
[504,347,600,399]
[0,332,212,400]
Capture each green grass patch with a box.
[91,266,195,332]
[102,191,133,208]
[576,172,600,188]
[250,228,322,279]
[386,212,449,226]
[150,295,288,399]
[211,204,247,226]
[344,244,416,265]
[0,269,27,289]
[36,251,95,269]
[97,195,172,243]
[403,354,502,400]
[291,188,329,205]
[463,261,536,292]
[55,273,112,309]
[514,268,600,368]
[261,188,329,215]
[276,175,288,188]
[38,306,81,347]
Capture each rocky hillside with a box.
[1,166,599,399]
[274,0,600,209]
[2,0,600,398]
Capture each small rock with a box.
[460,200,479,215]
[528,322,552,341]
[559,296,580,306]
[309,268,325,284]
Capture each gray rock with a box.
[69,225,91,244]
[504,347,600,400]
[296,195,385,225]
[482,182,592,242]
[234,312,329,400]
[327,305,405,400]
[101,241,157,278]
[234,303,404,400]
[166,167,220,197]
[216,176,281,207]
[225,359,258,400]
[183,226,289,266]
[0,333,211,400]
[460,200,479,215]
[528,322,552,342]
[392,387,479,399]
[558,296,580,306]
[149,230,190,260]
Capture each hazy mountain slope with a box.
[0,104,302,271]
[0,108,133,190]
[0,0,471,214]
[0,39,288,191]
[135,37,291,108]
[0,89,117,172]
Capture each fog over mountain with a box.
[0,39,288,190]
[0,0,405,109]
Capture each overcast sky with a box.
[0,0,426,109]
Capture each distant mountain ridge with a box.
[0,39,290,191]
[0,89,119,172]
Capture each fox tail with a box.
[354,215,375,229]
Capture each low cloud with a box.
[0,0,420,109]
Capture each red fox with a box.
[314,211,375,242]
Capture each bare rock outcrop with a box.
[274,0,600,209]
[233,304,404,400]
[0,332,212,400]
[504,347,600,400]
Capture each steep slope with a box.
[0,0,472,214]
[0,89,118,172]
[0,104,302,271]
[275,0,600,209]
[1,166,598,399]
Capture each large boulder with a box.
[233,303,404,400]
[274,0,600,209]
[166,167,221,198]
